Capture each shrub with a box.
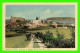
[50,29,75,48]
[57,24,63,27]
[26,33,32,41]
[35,29,75,48]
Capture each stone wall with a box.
[10,16,25,23]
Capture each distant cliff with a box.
[46,17,75,20]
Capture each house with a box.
[63,25,67,29]
[51,22,57,28]
[31,17,42,27]
[70,24,75,26]
[8,22,19,27]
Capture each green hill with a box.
[46,17,75,20]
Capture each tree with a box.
[16,20,26,25]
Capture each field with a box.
[27,27,72,39]
[6,32,24,37]
[6,27,73,48]
[6,32,31,48]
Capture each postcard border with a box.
[3,3,78,51]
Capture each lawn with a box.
[5,27,73,48]
[6,34,31,48]
[6,32,25,37]
[27,27,72,39]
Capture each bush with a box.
[6,32,24,38]
[27,26,53,31]
[35,29,75,48]
[57,25,63,27]
[26,33,32,41]
[50,29,75,48]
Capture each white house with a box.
[31,20,41,27]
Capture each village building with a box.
[51,22,58,28]
[63,25,67,29]
[31,17,42,27]
[8,22,18,27]
[70,24,75,26]
[25,17,44,29]
[8,16,45,29]
[10,16,25,23]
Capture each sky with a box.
[6,5,75,20]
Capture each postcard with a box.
[3,3,77,50]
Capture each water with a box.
[52,20,75,24]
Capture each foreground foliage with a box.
[35,28,75,48]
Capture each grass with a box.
[5,27,73,48]
[6,32,16,35]
[6,32,24,37]
[6,34,31,48]
[27,27,72,39]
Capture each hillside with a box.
[46,17,75,20]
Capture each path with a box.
[36,39,47,48]
[27,38,33,48]
[33,38,40,48]
[26,37,47,48]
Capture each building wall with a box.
[11,16,25,23]
[32,20,41,26]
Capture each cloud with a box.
[11,9,40,19]
[41,9,52,18]
[41,9,63,18]
[53,10,63,17]
[12,12,26,18]
[44,9,51,15]
[11,8,63,19]
[25,9,41,16]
